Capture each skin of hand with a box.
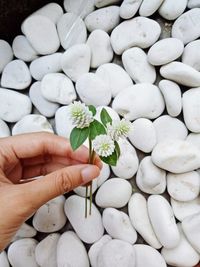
[0,132,101,251]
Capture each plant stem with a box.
[85,185,88,218]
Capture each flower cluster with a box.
[106,119,132,141]
[93,135,115,157]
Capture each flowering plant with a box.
[68,101,131,217]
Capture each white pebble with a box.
[64,0,95,18]
[0,40,13,73]
[95,0,120,8]
[120,0,143,19]
[0,119,10,137]
[96,163,110,187]
[188,0,200,8]
[95,106,120,122]
[12,223,37,242]
[55,106,74,138]
[139,0,164,17]
[182,40,200,71]
[159,0,187,20]
[0,251,10,267]
[187,133,200,151]
[74,179,98,197]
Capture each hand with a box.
[0,132,101,251]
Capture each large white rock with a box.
[122,47,156,83]
[76,73,111,107]
[30,53,62,81]
[95,178,132,208]
[0,40,13,73]
[182,40,200,71]
[134,244,166,267]
[64,0,95,18]
[111,17,161,55]
[95,0,121,7]
[112,83,165,120]
[147,38,184,66]
[187,133,200,151]
[57,231,89,267]
[152,139,200,173]
[33,196,66,233]
[120,0,143,19]
[172,8,200,44]
[87,30,113,68]
[22,15,60,55]
[61,44,91,82]
[55,106,74,138]
[102,208,137,244]
[12,35,38,62]
[136,156,166,195]
[96,239,136,267]
[96,163,110,187]
[0,251,10,267]
[183,88,200,132]
[160,61,200,87]
[35,233,60,267]
[148,195,180,248]
[158,80,182,117]
[12,114,53,135]
[159,0,187,20]
[74,179,98,197]
[57,13,87,50]
[96,63,133,97]
[64,195,104,244]
[139,0,164,17]
[162,223,200,267]
[1,59,31,90]
[41,73,76,105]
[85,6,120,33]
[0,119,10,137]
[12,223,37,242]
[128,118,157,153]
[0,88,32,123]
[188,0,200,8]
[8,238,38,267]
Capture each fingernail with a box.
[81,166,98,183]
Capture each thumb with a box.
[19,164,100,210]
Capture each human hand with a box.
[0,132,101,251]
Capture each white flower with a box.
[107,119,132,141]
[93,135,115,157]
[69,101,94,128]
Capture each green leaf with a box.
[100,150,118,166]
[100,108,112,127]
[70,127,89,151]
[88,105,96,116]
[89,119,106,140]
[114,141,121,159]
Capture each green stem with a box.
[85,185,88,218]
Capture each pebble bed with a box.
[1,0,200,266]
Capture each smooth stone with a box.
[12,35,38,62]
[61,44,91,82]
[128,118,157,153]
[139,0,164,16]
[102,208,137,244]
[85,6,120,33]
[57,13,87,50]
[159,0,187,20]
[64,195,104,243]
[158,80,182,117]
[0,88,32,123]
[0,119,10,137]
[95,106,120,122]
[12,114,53,135]
[35,233,60,267]
[134,244,166,267]
[152,139,200,173]
[160,61,200,87]
[171,196,200,221]
[22,15,60,55]
[96,239,136,267]
[74,179,98,197]
[122,47,156,83]
[128,193,162,249]
[57,231,89,267]
[88,235,112,267]
[148,195,180,248]
[161,223,200,267]
[153,115,188,143]
[29,82,59,118]
[120,0,143,19]
[87,29,113,68]
[0,252,10,267]
[172,8,200,44]
[95,178,132,208]
[63,0,95,18]
[55,106,74,138]
[95,0,121,7]
[12,223,37,242]
[167,171,200,202]
[188,0,200,8]
[182,40,200,71]
[0,40,13,73]
[111,139,139,179]
[96,162,110,187]
[182,212,200,253]
[1,59,31,90]
[41,73,76,105]
[96,63,133,97]
[136,156,166,195]
[76,73,111,107]
[33,196,66,233]
[183,88,200,132]
[8,238,38,267]
[187,133,200,151]
[148,38,184,66]
[111,16,161,55]
[112,83,165,120]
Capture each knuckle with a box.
[55,170,74,194]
